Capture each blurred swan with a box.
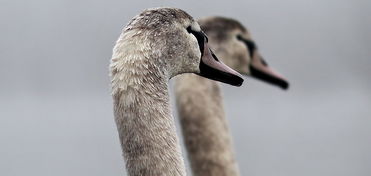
[110,10,243,176]
[175,16,289,176]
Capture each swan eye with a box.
[237,35,257,57]
[187,26,206,56]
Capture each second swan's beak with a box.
[198,42,244,87]
[250,56,289,90]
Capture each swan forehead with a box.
[198,16,248,41]
[124,7,195,32]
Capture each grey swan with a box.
[110,9,243,176]
[175,16,289,176]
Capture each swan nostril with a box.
[260,57,268,66]
[210,50,219,61]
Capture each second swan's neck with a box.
[111,56,186,176]
[175,74,240,176]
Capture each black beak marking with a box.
[250,65,289,90]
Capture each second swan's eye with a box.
[237,35,257,57]
[187,26,205,56]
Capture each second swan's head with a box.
[198,16,289,89]
[111,8,243,86]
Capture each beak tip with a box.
[233,76,244,87]
[236,78,244,87]
[280,81,289,90]
[233,73,244,87]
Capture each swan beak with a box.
[250,56,289,90]
[198,42,244,86]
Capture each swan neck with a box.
[175,74,240,176]
[112,70,186,176]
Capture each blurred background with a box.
[1,0,370,175]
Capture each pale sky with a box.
[1,0,370,175]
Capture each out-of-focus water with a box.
[1,0,370,175]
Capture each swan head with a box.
[112,8,243,87]
[198,16,289,90]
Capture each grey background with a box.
[1,0,370,176]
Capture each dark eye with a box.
[237,35,257,57]
[187,26,206,56]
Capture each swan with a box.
[110,9,243,176]
[175,16,289,176]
